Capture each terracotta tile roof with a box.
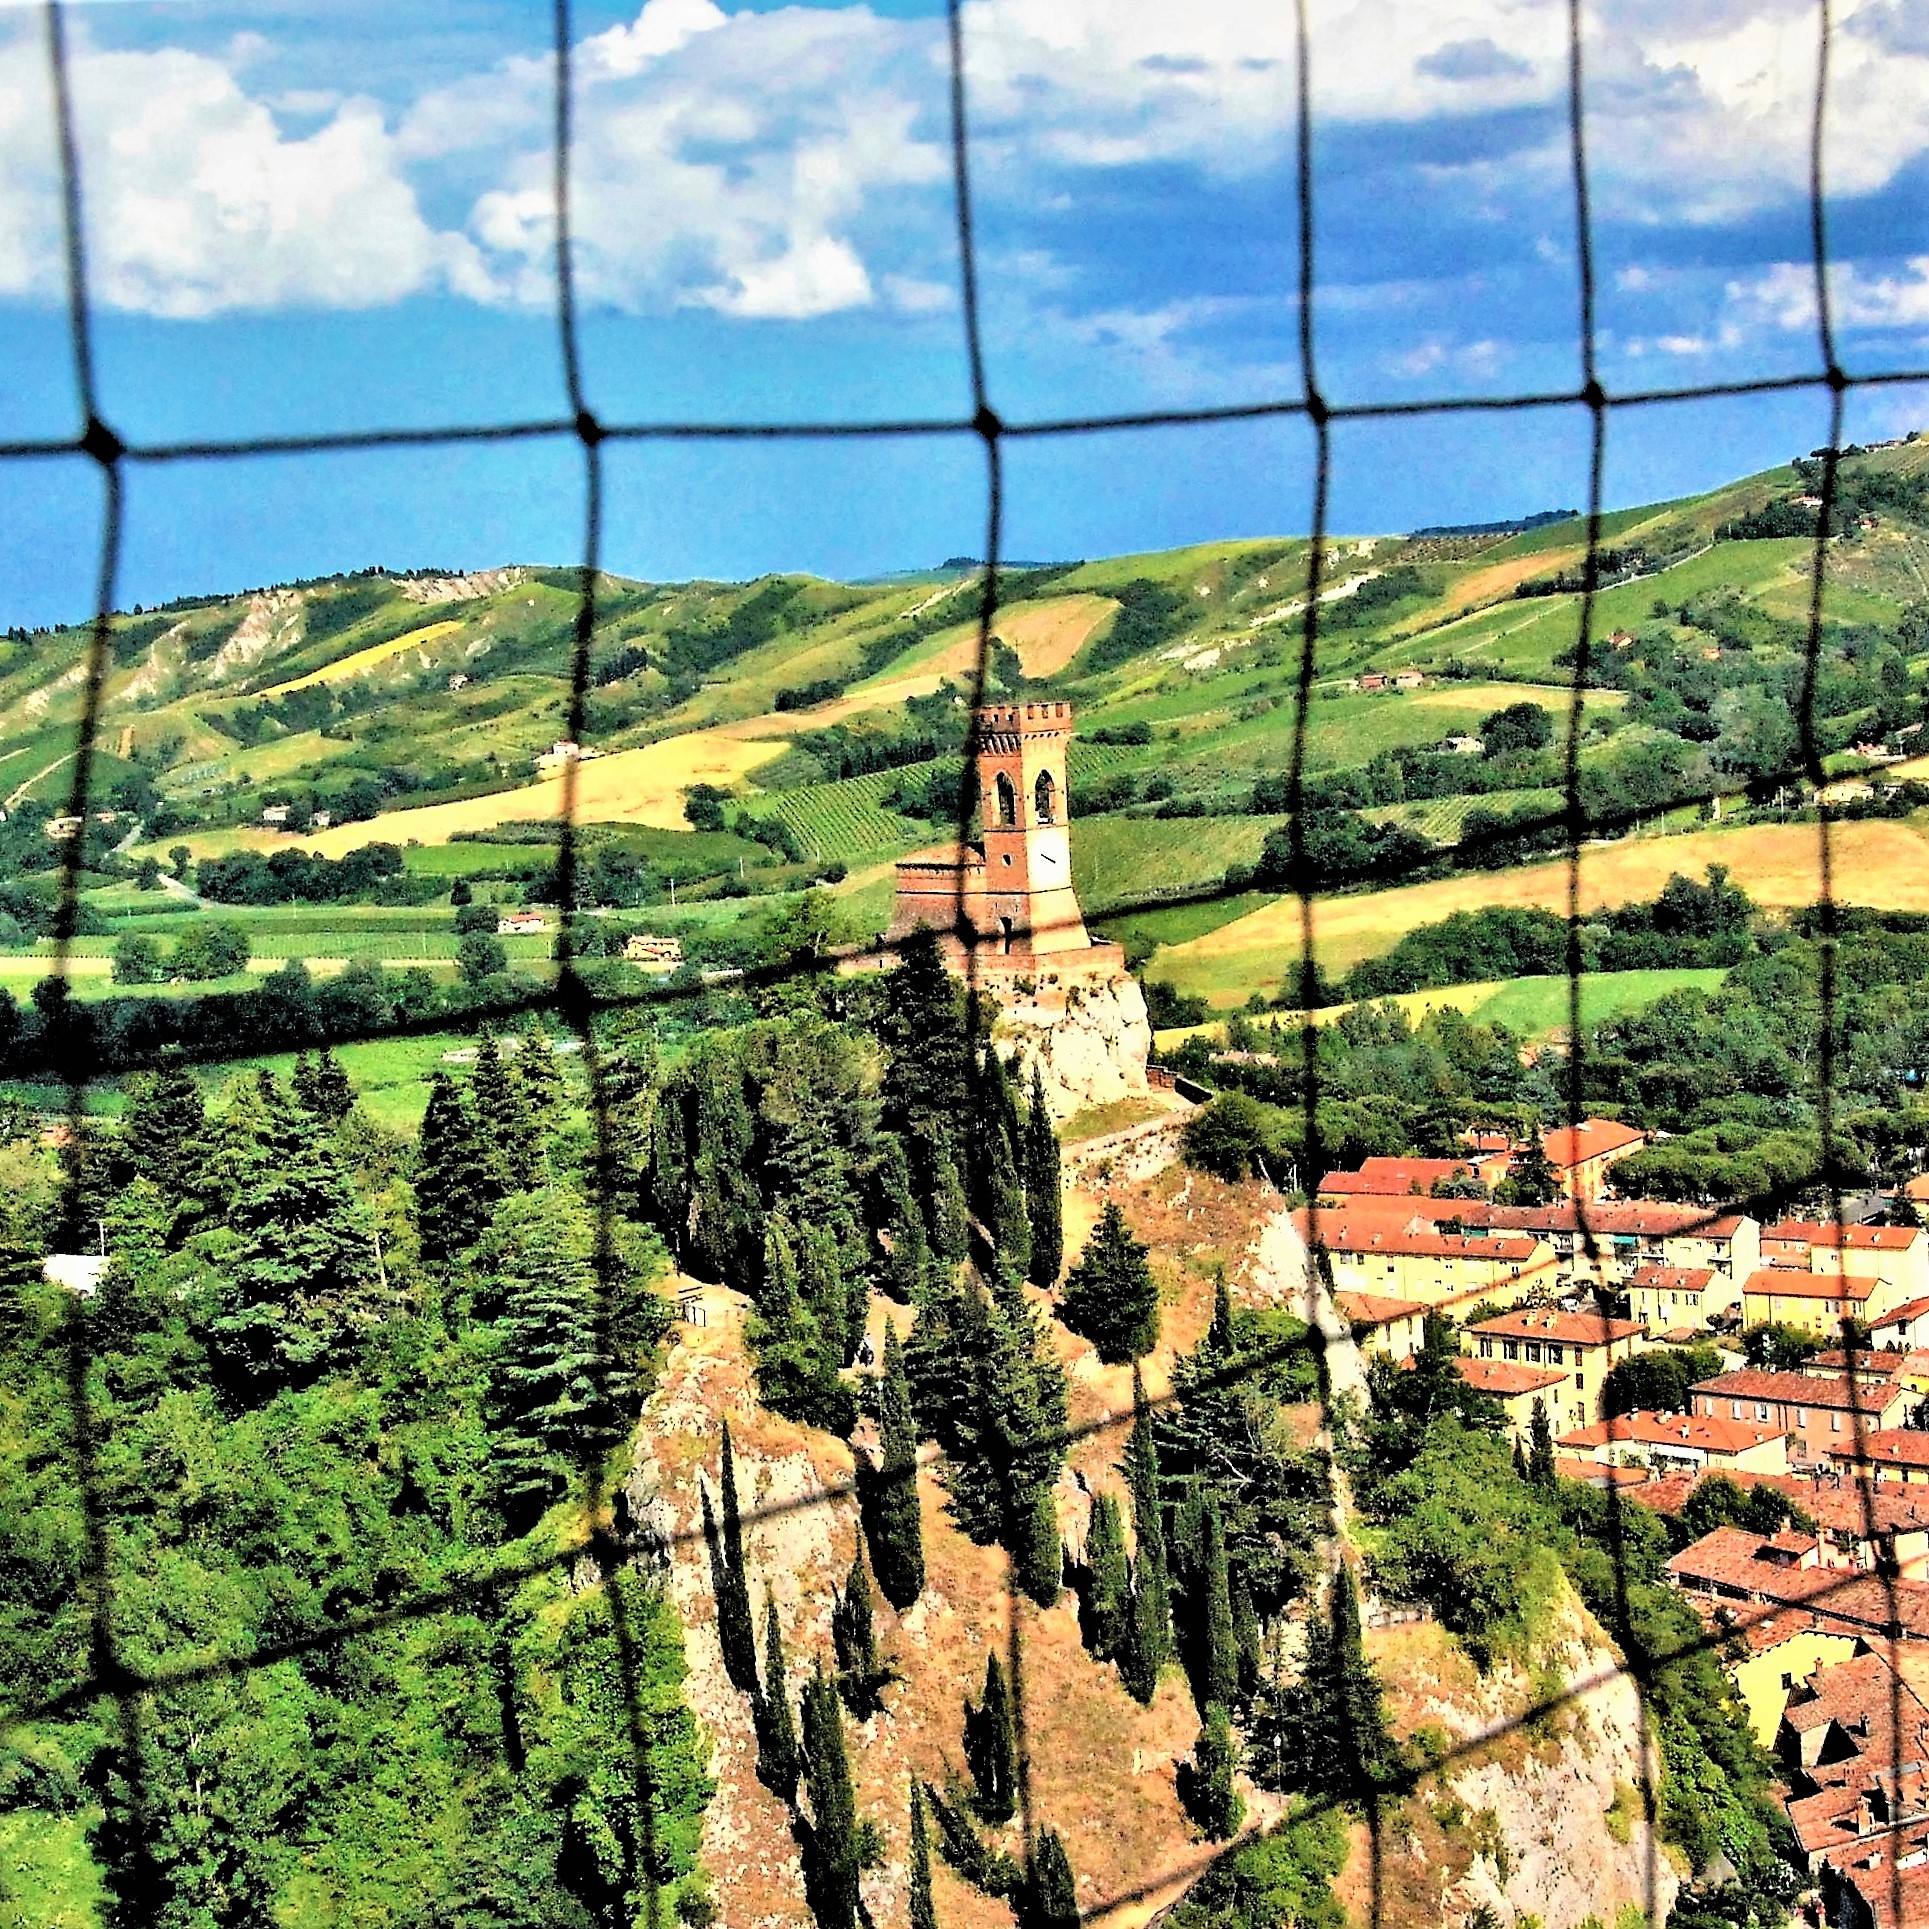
[1553,1455,1651,1489]
[1668,1533,1929,1638]
[1874,1296,1929,1330]
[1307,1217,1542,1263]
[1560,1410,1785,1456]
[1769,1220,1926,1253]
[1628,1264,1716,1294]
[1333,1290,1428,1327]
[1743,1266,1880,1302]
[1542,1118,1647,1167]
[1442,1199,1746,1240]
[1840,1430,1929,1472]
[1453,1356,1568,1398]
[1811,1349,1911,1377]
[1667,1524,1822,1593]
[1319,1156,1483,1197]
[1471,1307,1643,1346]
[1694,1368,1910,1415]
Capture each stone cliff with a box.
[987,966,1153,1120]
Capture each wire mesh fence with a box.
[10,0,1929,1924]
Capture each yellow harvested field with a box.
[1156,818,1929,997]
[269,726,792,855]
[994,594,1119,676]
[1433,544,1588,619]
[257,620,464,698]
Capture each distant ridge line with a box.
[1408,508,1582,539]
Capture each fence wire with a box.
[11,0,1929,1925]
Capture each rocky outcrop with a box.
[990,967,1152,1119]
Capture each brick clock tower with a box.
[886,700,1116,972]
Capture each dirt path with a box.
[8,750,73,809]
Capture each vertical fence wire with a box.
[9,0,1929,1922]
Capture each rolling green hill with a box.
[2,433,1926,1011]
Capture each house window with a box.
[1479,1339,1493,1359]
[1576,1375,1585,1394]
[1525,1342,1542,1363]
[1732,1401,1743,1420]
[1832,1413,1841,1433]
[1549,1344,1565,1365]
[1756,1403,1770,1423]
[1797,1410,1808,1427]
[1503,1340,1520,1361]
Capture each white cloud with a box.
[0,21,472,316]
[1731,257,1929,334]
[2,0,1927,330]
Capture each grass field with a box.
[148,724,796,859]
[1363,786,1564,844]
[0,1810,102,1929]
[1147,815,1929,1006]
[994,595,1119,676]
[255,619,464,697]
[237,1030,502,1129]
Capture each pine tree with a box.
[747,1218,852,1433]
[714,1423,761,1694]
[1181,1703,1245,1842]
[755,1593,801,1801]
[1120,1366,1173,1702]
[1528,1398,1558,1488]
[1195,1500,1237,1714]
[1023,1063,1063,1288]
[416,1072,492,1262]
[294,1047,354,1123]
[517,1019,567,1128]
[876,1137,932,1302]
[1084,1490,1129,1661]
[866,1324,926,1608]
[832,1541,891,1716]
[797,1220,859,1366]
[207,1079,378,1398]
[1025,1829,1079,1929]
[800,1663,865,1929]
[120,1053,206,1209]
[482,1190,623,1528]
[963,1653,1018,1825]
[473,1035,540,1192]
[908,1779,940,1929]
[1058,1202,1159,1364]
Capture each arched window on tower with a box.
[1034,769,1057,824]
[994,773,1018,826]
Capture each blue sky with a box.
[2,0,1928,625]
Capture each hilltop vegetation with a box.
[0,437,1926,1037]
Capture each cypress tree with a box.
[908,1779,940,1929]
[1512,1433,1530,1482]
[963,1653,1018,1825]
[1023,1063,1063,1288]
[1528,1398,1558,1489]
[755,1593,801,1801]
[1182,1703,1244,1841]
[925,1140,971,1264]
[1196,1501,1237,1714]
[1120,1366,1172,1702]
[1025,1829,1079,1929]
[866,1323,926,1609]
[1084,1491,1129,1661]
[972,1048,1030,1273]
[1231,1578,1262,1705]
[417,1072,492,1262]
[832,1542,890,1716]
[801,1663,864,1929]
[1248,1563,1396,1804]
[1058,1202,1159,1364]
[876,1137,932,1302]
[714,1423,761,1694]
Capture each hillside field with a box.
[1148,816,1929,1006]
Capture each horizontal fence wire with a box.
[9,0,1922,1924]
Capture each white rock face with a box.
[990,967,1152,1118]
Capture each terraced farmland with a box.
[1364,786,1563,844]
[746,767,925,861]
